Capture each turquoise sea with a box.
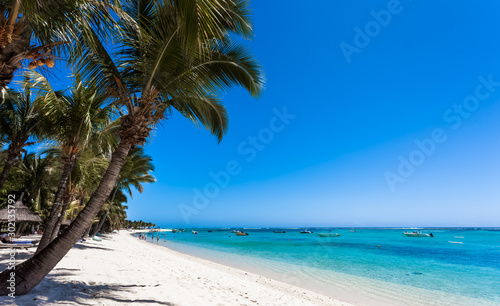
[136,228,500,305]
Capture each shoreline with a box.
[142,230,496,306]
[0,230,351,305]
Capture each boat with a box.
[231,230,238,233]
[350,230,356,232]
[274,230,286,233]
[192,231,198,235]
[300,229,313,234]
[404,231,433,237]
[172,229,180,233]
[208,230,212,233]
[317,233,340,237]
[235,231,249,236]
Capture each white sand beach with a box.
[0,231,352,305]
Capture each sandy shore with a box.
[0,231,352,305]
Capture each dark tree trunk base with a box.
[0,141,132,296]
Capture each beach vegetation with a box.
[0,0,264,296]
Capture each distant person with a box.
[157,235,159,243]
[139,234,142,239]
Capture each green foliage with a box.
[74,0,264,142]
[123,219,155,229]
[0,0,263,233]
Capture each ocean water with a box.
[136,228,500,305]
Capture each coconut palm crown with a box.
[0,0,118,89]
[0,0,264,296]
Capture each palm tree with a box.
[33,73,117,252]
[100,189,128,232]
[90,146,155,237]
[0,0,263,295]
[15,151,59,208]
[0,1,116,89]
[0,84,46,190]
[51,144,115,242]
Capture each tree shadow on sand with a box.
[71,242,114,252]
[0,276,176,305]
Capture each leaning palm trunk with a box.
[90,185,118,237]
[0,139,133,296]
[36,155,77,253]
[82,224,92,238]
[52,193,85,240]
[50,194,72,241]
[92,210,109,236]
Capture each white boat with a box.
[318,233,340,237]
[300,229,313,234]
[192,231,198,235]
[404,231,433,237]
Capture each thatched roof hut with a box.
[0,196,42,223]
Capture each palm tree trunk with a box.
[15,221,25,237]
[0,151,18,190]
[26,184,38,208]
[36,155,77,253]
[83,224,92,239]
[90,185,118,237]
[49,193,72,242]
[92,210,109,236]
[0,140,132,296]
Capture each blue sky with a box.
[45,1,500,227]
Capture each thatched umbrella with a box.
[0,193,42,236]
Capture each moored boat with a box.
[404,231,433,237]
[235,231,249,236]
[317,233,340,237]
[300,229,313,234]
[274,230,286,233]
[192,230,198,235]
